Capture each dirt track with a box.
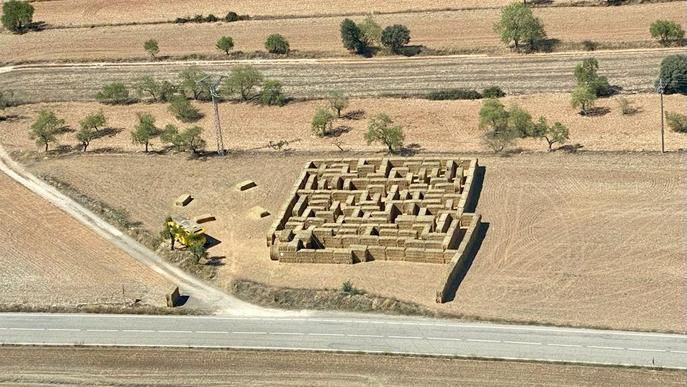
[1,48,680,103]
[0,347,682,386]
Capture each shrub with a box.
[482,128,516,153]
[381,24,411,54]
[582,40,598,51]
[574,58,612,97]
[0,90,14,115]
[1,0,34,33]
[427,88,482,100]
[144,39,159,58]
[311,107,335,137]
[365,113,404,153]
[656,55,687,95]
[168,95,201,122]
[482,86,506,98]
[570,84,597,115]
[650,20,685,46]
[260,80,286,106]
[216,36,234,55]
[341,280,362,295]
[616,97,638,115]
[327,90,349,118]
[666,111,687,133]
[205,14,218,23]
[96,82,130,105]
[494,3,546,52]
[225,11,239,22]
[265,33,290,55]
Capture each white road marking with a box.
[308,333,345,337]
[269,332,303,336]
[87,329,119,333]
[156,330,189,334]
[503,340,542,346]
[466,339,501,344]
[627,348,667,353]
[47,328,80,332]
[388,335,423,340]
[195,331,227,334]
[8,328,45,331]
[232,332,267,335]
[347,334,384,338]
[546,343,582,348]
[123,329,155,333]
[427,337,462,341]
[586,345,624,351]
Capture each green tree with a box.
[133,76,161,101]
[530,116,569,151]
[507,105,533,137]
[650,20,685,46]
[223,65,264,101]
[160,124,183,150]
[96,82,130,104]
[265,33,290,54]
[665,111,687,133]
[358,16,382,47]
[365,113,404,153]
[478,98,509,132]
[311,107,335,137]
[158,81,178,102]
[79,110,106,134]
[76,126,97,152]
[260,80,286,106]
[178,66,209,100]
[181,125,206,154]
[494,2,546,52]
[381,24,411,54]
[144,39,159,58]
[131,113,158,152]
[29,110,64,152]
[327,89,349,118]
[656,55,687,94]
[168,95,201,122]
[1,0,34,33]
[186,232,207,263]
[574,58,611,96]
[570,83,597,115]
[216,36,234,55]
[340,18,365,53]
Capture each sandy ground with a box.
[25,151,687,332]
[31,0,592,26]
[1,94,684,155]
[0,172,172,307]
[1,347,683,386]
[1,3,683,63]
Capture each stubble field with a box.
[0,3,683,63]
[0,173,172,308]
[25,151,686,332]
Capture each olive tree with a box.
[223,65,264,101]
[260,80,286,106]
[327,90,349,118]
[131,113,158,152]
[79,111,106,133]
[478,98,516,152]
[574,58,611,96]
[311,107,335,137]
[381,24,411,54]
[178,66,209,100]
[340,18,364,52]
[216,36,234,55]
[364,113,404,153]
[96,82,130,104]
[29,110,64,152]
[570,84,597,115]
[1,0,34,32]
[265,34,290,54]
[650,20,685,46]
[530,116,569,151]
[144,39,159,58]
[358,16,382,47]
[494,3,546,52]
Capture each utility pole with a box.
[657,78,665,154]
[200,75,226,156]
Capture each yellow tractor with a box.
[167,216,206,247]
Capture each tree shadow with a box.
[555,143,584,153]
[342,110,365,120]
[583,107,611,117]
[90,146,124,154]
[598,85,623,97]
[324,125,352,138]
[0,114,24,122]
[398,143,423,156]
[205,256,226,266]
[533,38,561,53]
[398,45,424,57]
[441,222,490,303]
[55,126,75,135]
[92,127,123,140]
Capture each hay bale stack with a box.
[236,180,257,191]
[175,194,192,207]
[193,214,215,224]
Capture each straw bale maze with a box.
[267,158,482,303]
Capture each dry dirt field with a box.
[0,172,172,308]
[1,93,684,154]
[2,347,683,386]
[1,3,683,63]
[31,0,600,27]
[24,151,686,332]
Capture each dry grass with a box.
[1,346,682,386]
[25,151,686,332]
[1,3,683,63]
[1,94,684,155]
[0,173,172,308]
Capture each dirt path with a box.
[0,47,680,103]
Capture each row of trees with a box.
[340,17,411,55]
[143,33,290,59]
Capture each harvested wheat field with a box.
[0,173,172,308]
[1,3,683,63]
[27,151,686,332]
[1,94,684,155]
[31,0,592,27]
[0,346,683,386]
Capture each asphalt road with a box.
[0,47,680,103]
[1,313,686,369]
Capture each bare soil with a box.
[24,151,687,332]
[1,346,682,386]
[1,93,684,155]
[0,173,172,308]
[1,3,683,63]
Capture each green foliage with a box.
[223,65,264,101]
[650,20,685,46]
[665,111,687,133]
[358,16,382,47]
[482,86,506,98]
[0,90,14,114]
[508,105,534,137]
[260,80,286,106]
[168,95,201,122]
[225,11,239,22]
[160,124,182,150]
[656,55,687,94]
[76,126,97,152]
[482,127,517,153]
[96,82,130,105]
[327,89,349,117]
[158,81,178,102]
[381,24,411,54]
[29,110,64,152]
[574,58,612,96]
[582,40,597,51]
[216,36,234,55]
[133,76,162,101]
[478,98,509,131]
[427,89,482,100]
[494,2,546,52]
[1,0,34,32]
[265,33,290,54]
[529,116,569,151]
[163,124,207,153]
[365,112,404,153]
[311,107,335,137]
[144,39,159,58]
[131,112,158,152]
[186,232,207,263]
[340,18,363,52]
[79,110,106,133]
[570,84,597,115]
[178,66,209,100]
[616,97,638,115]
[341,280,362,295]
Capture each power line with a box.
[200,75,226,156]
[656,78,665,154]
